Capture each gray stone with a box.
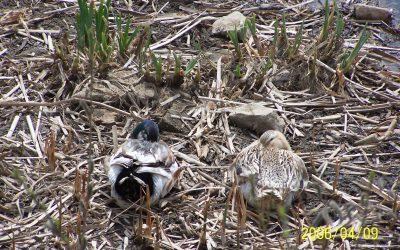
[159,100,191,134]
[133,82,159,108]
[271,69,290,87]
[212,11,247,36]
[228,103,285,134]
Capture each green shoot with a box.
[319,0,336,43]
[293,22,303,55]
[151,53,163,84]
[277,205,290,239]
[94,0,110,45]
[185,57,198,75]
[368,171,377,184]
[339,26,370,73]
[173,52,182,78]
[319,0,330,42]
[94,0,112,63]
[193,38,202,53]
[270,18,279,58]
[137,25,151,73]
[245,16,256,37]
[272,18,279,48]
[280,14,288,47]
[75,0,113,65]
[286,22,303,58]
[116,15,141,55]
[228,27,242,60]
[76,0,95,51]
[46,218,71,248]
[234,64,241,78]
[245,15,264,56]
[335,6,345,38]
[238,25,248,42]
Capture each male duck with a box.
[233,130,309,208]
[108,120,182,208]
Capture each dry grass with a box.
[1,0,399,249]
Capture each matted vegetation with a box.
[0,0,399,249]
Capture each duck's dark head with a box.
[130,120,160,142]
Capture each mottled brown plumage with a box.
[233,130,309,207]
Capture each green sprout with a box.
[228,27,242,60]
[75,0,112,64]
[151,53,163,84]
[137,25,151,73]
[234,63,241,78]
[270,17,279,58]
[280,14,289,47]
[245,16,256,37]
[94,0,112,63]
[318,0,336,43]
[335,6,345,38]
[339,26,370,73]
[286,22,303,58]
[76,0,95,51]
[173,52,182,78]
[185,57,198,75]
[116,15,141,55]
[245,15,264,56]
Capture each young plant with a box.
[76,0,95,51]
[272,15,289,57]
[151,53,163,84]
[270,17,279,59]
[228,27,242,60]
[335,6,345,38]
[245,15,264,56]
[234,63,241,78]
[280,14,289,48]
[94,0,112,63]
[318,0,336,43]
[137,25,151,73]
[286,22,304,58]
[173,52,182,78]
[238,25,248,42]
[76,0,112,65]
[339,26,370,74]
[116,15,141,55]
[184,57,198,76]
[169,52,184,87]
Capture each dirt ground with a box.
[0,0,399,249]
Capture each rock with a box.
[72,80,125,102]
[133,82,159,108]
[92,108,119,125]
[271,69,290,87]
[228,103,285,134]
[206,49,232,65]
[158,100,191,134]
[212,11,247,36]
[354,4,392,23]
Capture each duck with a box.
[107,120,183,208]
[232,130,309,208]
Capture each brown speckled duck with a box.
[233,130,309,208]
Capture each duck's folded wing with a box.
[111,139,177,172]
[233,141,262,179]
[284,152,309,192]
[259,150,309,193]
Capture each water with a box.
[376,0,400,72]
[380,0,400,26]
